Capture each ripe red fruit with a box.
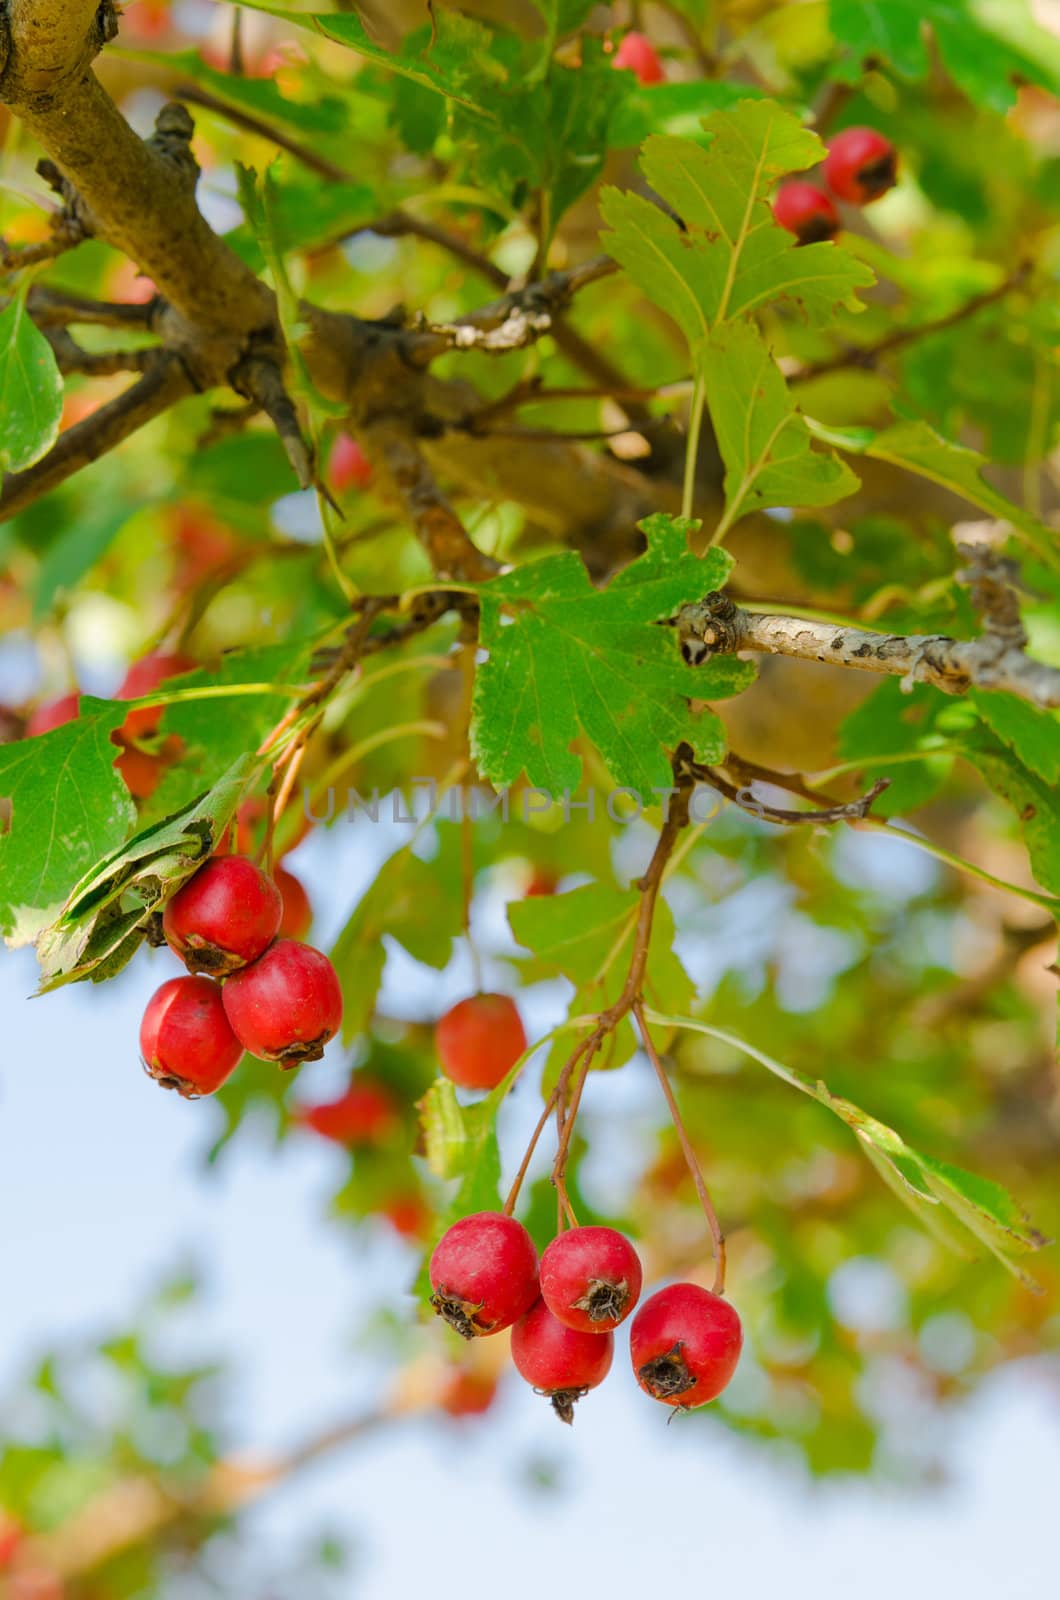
[221,938,343,1066]
[511,1299,614,1423]
[117,651,196,739]
[297,1079,398,1145]
[435,994,527,1091]
[163,855,282,976]
[383,1191,432,1239]
[823,126,898,205]
[139,975,244,1098]
[612,30,665,85]
[773,181,840,245]
[25,692,80,737]
[540,1225,643,1333]
[629,1283,742,1408]
[274,864,312,939]
[439,1368,499,1419]
[114,743,166,800]
[429,1212,539,1338]
[330,432,374,493]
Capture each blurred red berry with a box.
[823,127,898,205]
[297,1080,398,1146]
[773,182,840,245]
[25,692,80,737]
[612,31,664,85]
[330,433,374,493]
[117,651,196,739]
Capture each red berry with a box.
[383,1191,432,1239]
[114,743,164,799]
[629,1283,742,1408]
[612,30,665,85]
[163,855,282,976]
[221,938,343,1066]
[511,1299,614,1424]
[823,126,898,205]
[540,1225,643,1332]
[139,975,243,1098]
[773,182,840,245]
[25,692,80,737]
[330,432,374,493]
[429,1212,539,1338]
[297,1079,397,1145]
[117,651,196,739]
[274,864,312,939]
[435,994,527,1092]
[439,1368,499,1419]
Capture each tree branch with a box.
[675,545,1060,709]
[0,353,194,519]
[405,255,618,362]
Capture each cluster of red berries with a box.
[773,126,898,246]
[25,648,197,799]
[429,1213,741,1424]
[140,852,342,1098]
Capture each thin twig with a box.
[634,1001,726,1296]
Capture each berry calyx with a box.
[221,939,343,1066]
[163,855,282,976]
[275,864,312,939]
[823,126,898,205]
[511,1299,614,1423]
[139,975,243,1098]
[612,30,665,85]
[629,1283,742,1409]
[429,1212,539,1338]
[773,182,840,245]
[297,1079,398,1145]
[117,650,196,739]
[540,1225,643,1332]
[330,432,374,493]
[25,691,80,737]
[435,993,527,1091]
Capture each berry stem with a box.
[633,1000,726,1297]
[502,1029,596,1217]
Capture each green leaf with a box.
[330,844,462,1044]
[706,322,860,534]
[649,1012,1049,1285]
[0,292,64,475]
[0,700,134,946]
[35,755,256,990]
[233,3,504,120]
[962,733,1060,897]
[805,417,1060,571]
[971,692,1060,786]
[471,515,754,793]
[829,0,1060,112]
[32,504,140,621]
[608,80,766,150]
[600,104,874,350]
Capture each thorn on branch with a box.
[230,354,314,490]
[146,102,200,191]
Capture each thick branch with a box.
[362,421,499,581]
[0,353,194,518]
[676,566,1060,710]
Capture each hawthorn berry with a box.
[139,975,243,1098]
[629,1282,742,1409]
[25,691,80,737]
[114,742,165,800]
[612,30,665,85]
[773,181,840,245]
[823,126,898,205]
[435,993,527,1091]
[383,1191,432,1239]
[274,864,313,940]
[330,432,374,493]
[297,1079,398,1145]
[222,938,342,1066]
[439,1368,499,1419]
[540,1225,643,1333]
[117,650,196,739]
[163,854,282,976]
[429,1212,539,1338]
[511,1299,614,1423]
